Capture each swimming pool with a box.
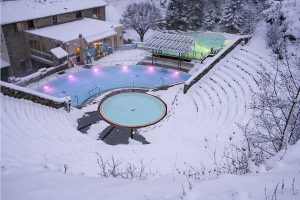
[36,65,191,106]
[99,92,167,128]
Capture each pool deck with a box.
[77,111,149,145]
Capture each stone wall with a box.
[0,83,71,112]
[183,36,252,94]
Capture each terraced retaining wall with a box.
[183,36,252,94]
[0,81,71,112]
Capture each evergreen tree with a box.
[220,0,243,33]
[203,3,217,30]
[165,0,204,31]
[188,0,204,30]
[165,0,189,31]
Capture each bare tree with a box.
[120,2,163,42]
[240,3,300,164]
[95,153,155,180]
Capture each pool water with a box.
[36,65,191,106]
[99,92,167,128]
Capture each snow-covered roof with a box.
[50,47,68,59]
[0,0,108,25]
[85,30,117,43]
[1,56,10,69]
[25,18,121,43]
[141,32,195,53]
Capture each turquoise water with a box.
[186,32,226,49]
[100,93,166,127]
[36,65,191,106]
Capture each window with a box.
[76,11,82,19]
[52,16,58,24]
[93,8,98,15]
[29,40,46,52]
[14,22,25,32]
[27,20,34,29]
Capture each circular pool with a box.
[98,92,167,128]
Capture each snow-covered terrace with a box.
[25,18,121,43]
[0,0,107,25]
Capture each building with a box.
[0,0,124,79]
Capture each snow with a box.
[1,32,300,199]
[1,0,300,199]
[50,47,68,59]
[185,142,300,200]
[0,56,10,69]
[26,18,121,43]
[1,30,269,175]
[0,0,107,25]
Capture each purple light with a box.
[175,71,179,75]
[68,74,75,81]
[93,68,99,72]
[149,66,154,70]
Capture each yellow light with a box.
[224,40,231,46]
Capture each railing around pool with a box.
[88,86,101,98]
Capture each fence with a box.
[114,43,138,51]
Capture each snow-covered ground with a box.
[1,0,300,199]
[2,27,299,199]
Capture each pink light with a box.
[68,74,75,81]
[121,65,129,72]
[43,85,53,92]
[172,71,180,78]
[93,68,99,72]
[147,66,155,74]
[43,85,49,90]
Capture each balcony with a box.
[30,49,53,65]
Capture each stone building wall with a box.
[2,23,31,77]
[1,6,106,77]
